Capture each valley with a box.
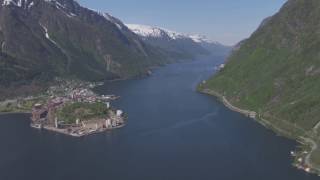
[0,57,318,180]
[0,0,230,100]
[1,0,320,179]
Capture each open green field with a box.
[57,102,109,124]
[0,97,47,113]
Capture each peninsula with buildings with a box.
[0,80,126,137]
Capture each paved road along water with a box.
[0,56,318,180]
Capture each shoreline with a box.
[0,112,30,115]
[0,112,127,137]
[199,88,320,175]
[0,80,128,137]
[38,123,126,137]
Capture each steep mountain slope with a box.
[0,0,166,92]
[202,0,320,170]
[126,24,230,59]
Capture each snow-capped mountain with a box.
[126,24,231,58]
[188,34,218,44]
[126,24,186,40]
[126,24,210,60]
[0,0,231,99]
[0,0,173,97]
[126,24,218,43]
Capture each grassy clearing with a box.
[56,102,109,124]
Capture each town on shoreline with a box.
[0,79,127,137]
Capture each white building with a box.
[105,119,112,128]
[55,117,59,128]
[112,120,117,127]
[116,110,123,117]
[106,102,110,109]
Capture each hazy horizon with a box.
[77,0,287,46]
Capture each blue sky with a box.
[77,0,287,45]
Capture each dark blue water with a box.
[0,56,318,180]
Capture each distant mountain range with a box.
[126,24,231,59]
[0,0,230,99]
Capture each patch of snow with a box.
[27,1,33,8]
[40,23,58,46]
[1,41,5,51]
[48,0,77,18]
[126,24,218,43]
[54,0,65,9]
[162,28,185,40]
[102,13,112,21]
[189,34,219,44]
[115,23,122,30]
[85,9,123,30]
[17,0,22,6]
[2,0,15,6]
[126,24,162,38]
[103,13,123,30]
[126,24,185,39]
[2,0,34,9]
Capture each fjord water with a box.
[0,57,318,180]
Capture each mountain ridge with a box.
[126,24,231,59]
[202,0,320,172]
[0,0,170,99]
